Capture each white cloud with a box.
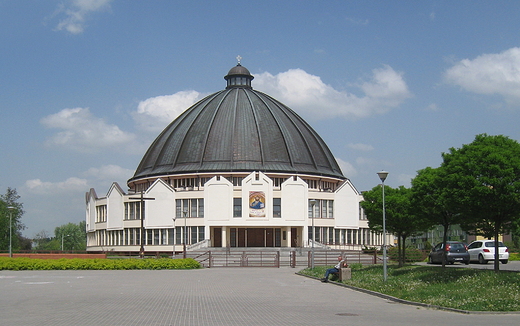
[346,17,369,26]
[84,164,134,183]
[253,65,411,120]
[41,107,136,153]
[53,0,112,34]
[426,103,440,111]
[134,91,205,133]
[355,157,375,166]
[444,47,520,103]
[336,157,357,178]
[347,143,374,152]
[25,177,87,194]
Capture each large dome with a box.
[129,63,345,183]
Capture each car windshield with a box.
[485,241,505,247]
[450,243,465,249]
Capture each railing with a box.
[184,249,380,268]
[187,239,210,251]
[308,250,381,267]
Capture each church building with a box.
[85,60,385,254]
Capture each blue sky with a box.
[2,0,520,237]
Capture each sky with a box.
[2,0,520,237]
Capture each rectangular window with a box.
[168,228,174,245]
[191,200,197,218]
[230,228,236,247]
[273,198,281,218]
[198,226,204,242]
[191,226,197,245]
[160,229,168,245]
[308,200,319,218]
[176,199,205,218]
[176,226,182,245]
[198,199,204,218]
[96,205,107,222]
[124,202,142,220]
[147,229,153,245]
[233,198,242,217]
[275,228,281,247]
[136,229,141,246]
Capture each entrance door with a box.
[238,228,246,247]
[213,228,222,247]
[265,228,274,247]
[291,228,298,247]
[247,229,264,247]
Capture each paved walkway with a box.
[1,267,519,326]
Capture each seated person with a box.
[321,256,347,282]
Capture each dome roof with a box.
[129,64,345,183]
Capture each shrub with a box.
[0,257,201,270]
[387,246,425,262]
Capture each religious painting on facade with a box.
[249,191,265,217]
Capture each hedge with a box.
[0,257,201,270]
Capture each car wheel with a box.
[428,256,433,264]
[464,260,469,265]
[478,254,488,264]
[501,260,508,264]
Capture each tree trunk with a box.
[494,221,500,273]
[441,224,449,269]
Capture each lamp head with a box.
[377,171,389,182]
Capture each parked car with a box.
[467,240,509,264]
[428,241,470,265]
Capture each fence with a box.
[183,249,381,268]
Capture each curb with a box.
[296,272,520,315]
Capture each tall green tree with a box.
[361,185,432,267]
[411,166,460,268]
[441,134,520,272]
[55,222,87,251]
[0,187,25,252]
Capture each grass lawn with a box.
[300,264,520,312]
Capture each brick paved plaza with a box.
[1,267,519,326]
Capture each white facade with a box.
[86,171,386,253]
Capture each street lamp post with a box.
[128,191,155,258]
[377,171,389,282]
[309,199,317,269]
[183,209,188,259]
[7,206,15,258]
[61,234,70,251]
[172,217,176,258]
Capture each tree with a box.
[55,222,87,251]
[361,185,432,267]
[411,166,460,268]
[0,187,25,252]
[441,134,520,272]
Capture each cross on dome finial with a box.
[236,55,242,65]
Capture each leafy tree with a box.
[361,185,432,267]
[441,134,520,272]
[55,222,87,251]
[0,187,25,252]
[411,166,460,268]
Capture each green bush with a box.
[387,246,425,262]
[0,257,200,270]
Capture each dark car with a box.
[428,241,470,265]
